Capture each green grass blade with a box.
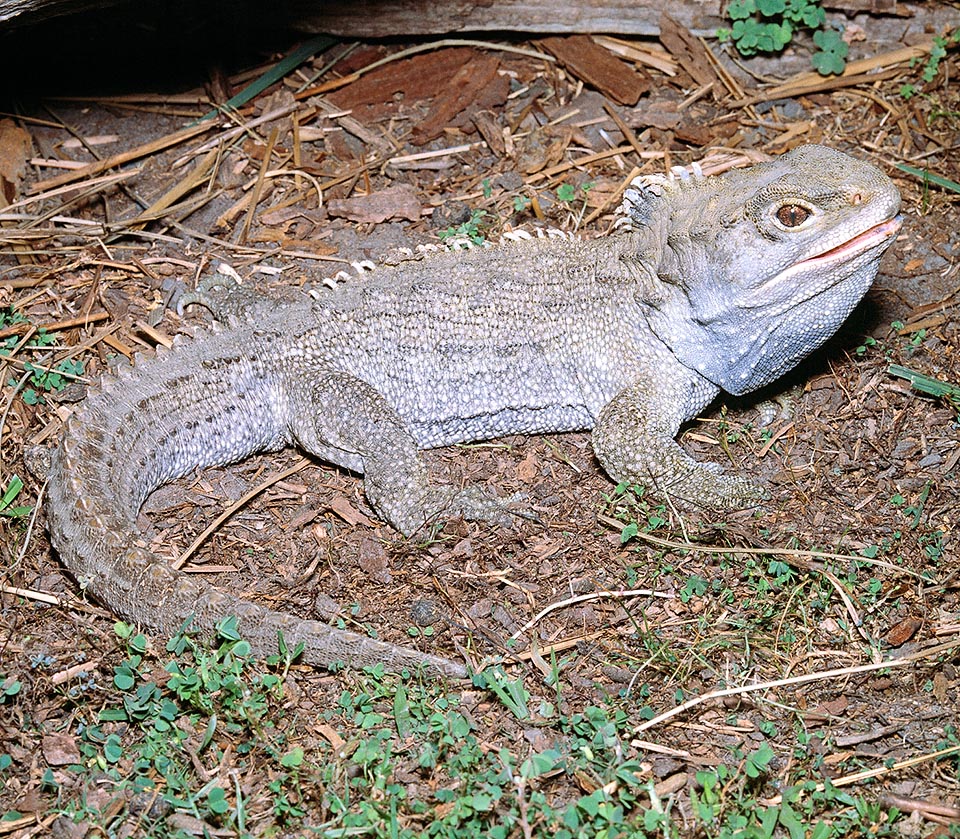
[894,163,960,193]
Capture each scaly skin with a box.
[40,145,902,677]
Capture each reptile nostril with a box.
[851,192,863,205]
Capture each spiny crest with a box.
[617,161,706,230]
[311,226,578,293]
[320,259,378,289]
[62,327,205,432]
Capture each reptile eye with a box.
[776,204,811,227]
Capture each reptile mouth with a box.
[748,214,902,304]
[803,214,903,267]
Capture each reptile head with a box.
[622,144,902,396]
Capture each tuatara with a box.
[38,145,902,677]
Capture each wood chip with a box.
[411,52,506,144]
[41,733,81,766]
[658,13,722,92]
[540,35,651,106]
[328,46,476,113]
[0,118,32,204]
[471,110,506,156]
[328,495,374,528]
[885,616,922,647]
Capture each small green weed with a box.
[604,482,669,542]
[692,763,908,837]
[0,305,29,332]
[855,334,879,357]
[318,666,662,838]
[1,308,56,359]
[556,181,592,205]
[16,358,85,405]
[269,747,307,822]
[718,0,848,75]
[901,28,960,98]
[556,181,593,227]
[855,321,950,361]
[17,613,931,836]
[0,676,22,703]
[680,574,709,602]
[809,28,848,74]
[474,666,532,720]
[919,529,945,563]
[438,209,488,246]
[56,618,303,832]
[1,307,85,404]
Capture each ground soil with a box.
[0,6,958,836]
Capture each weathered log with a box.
[1,0,916,34]
[289,0,727,37]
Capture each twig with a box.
[0,583,60,606]
[29,123,214,194]
[388,143,486,166]
[172,102,301,168]
[597,513,929,579]
[730,40,935,108]
[0,311,109,340]
[296,39,557,97]
[602,102,646,158]
[50,658,104,685]
[526,145,648,183]
[174,457,312,570]
[241,125,280,244]
[879,794,960,821]
[5,170,141,215]
[634,637,960,734]
[508,588,672,642]
[126,147,220,231]
[583,165,642,226]
[827,743,960,789]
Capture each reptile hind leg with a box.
[287,369,516,535]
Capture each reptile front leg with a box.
[287,368,516,535]
[591,379,767,509]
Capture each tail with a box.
[42,330,468,679]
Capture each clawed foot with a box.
[653,465,768,510]
[178,270,280,323]
[444,486,539,528]
[390,485,539,536]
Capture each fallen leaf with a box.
[885,616,922,647]
[42,732,81,766]
[327,184,422,223]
